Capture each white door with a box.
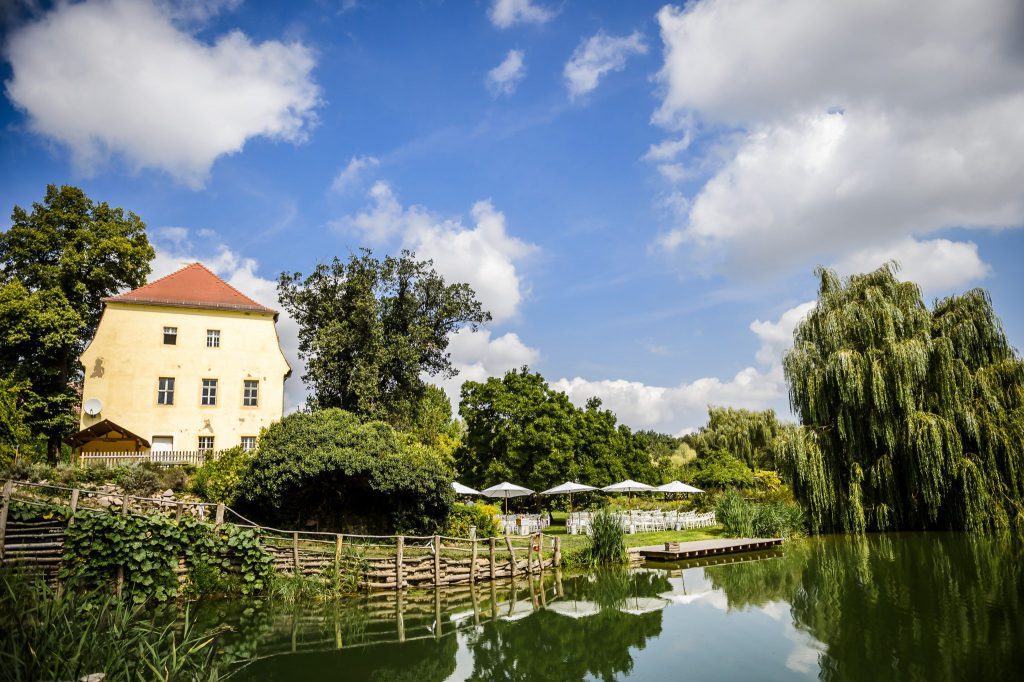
[152,436,174,452]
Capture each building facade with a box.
[70,263,291,454]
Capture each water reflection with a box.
[199,533,1024,681]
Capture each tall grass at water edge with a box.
[0,571,223,682]
[587,508,627,565]
[715,489,805,539]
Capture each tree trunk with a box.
[47,434,61,465]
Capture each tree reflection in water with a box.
[198,534,1023,680]
[706,533,1024,681]
[465,569,671,682]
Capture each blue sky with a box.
[2,0,1022,433]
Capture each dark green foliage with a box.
[715,489,804,538]
[192,445,252,504]
[0,571,221,682]
[781,264,1024,532]
[688,406,782,470]
[0,376,32,465]
[236,408,456,533]
[0,185,154,461]
[59,506,272,603]
[277,249,491,427]
[587,508,627,565]
[688,449,755,490]
[445,502,501,538]
[457,367,656,492]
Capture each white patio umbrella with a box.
[655,480,704,494]
[540,481,598,515]
[548,600,601,619]
[482,482,535,515]
[601,479,655,507]
[620,596,670,616]
[452,481,482,496]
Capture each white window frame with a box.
[198,436,215,451]
[206,329,220,348]
[240,436,257,451]
[163,326,177,345]
[201,378,218,406]
[157,377,175,405]
[242,380,259,407]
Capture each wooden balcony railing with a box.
[77,449,224,467]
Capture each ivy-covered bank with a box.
[6,499,273,603]
[0,481,561,603]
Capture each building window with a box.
[206,330,220,348]
[240,436,257,451]
[163,326,177,345]
[243,380,259,407]
[157,377,175,405]
[201,379,218,406]
[198,436,215,451]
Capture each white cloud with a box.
[157,0,242,24]
[749,301,816,368]
[552,301,813,434]
[488,0,554,29]
[335,182,536,323]
[330,155,380,193]
[431,327,540,410]
[564,30,647,100]
[5,0,319,188]
[833,237,990,293]
[486,49,526,97]
[150,231,306,412]
[652,0,1024,277]
[642,134,691,162]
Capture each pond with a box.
[195,532,1024,681]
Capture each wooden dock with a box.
[633,537,783,562]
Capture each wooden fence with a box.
[77,450,222,467]
[0,480,561,592]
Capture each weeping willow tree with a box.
[689,406,781,470]
[780,264,1024,533]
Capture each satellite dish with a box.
[84,398,103,416]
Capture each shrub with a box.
[236,409,456,534]
[588,508,627,565]
[445,502,501,538]
[193,446,251,504]
[113,464,160,497]
[689,449,755,490]
[716,489,805,539]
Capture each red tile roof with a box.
[103,263,277,314]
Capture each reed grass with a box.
[0,570,224,681]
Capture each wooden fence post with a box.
[470,538,478,584]
[292,531,300,575]
[395,536,404,590]
[0,481,13,562]
[553,536,561,568]
[526,534,535,575]
[214,504,225,529]
[175,502,183,523]
[120,492,129,515]
[536,533,544,572]
[504,536,517,576]
[68,489,80,527]
[334,534,343,582]
[488,537,496,581]
[433,535,441,587]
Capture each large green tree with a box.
[688,406,781,471]
[0,185,154,461]
[780,264,1024,532]
[277,250,490,427]
[236,408,455,533]
[456,367,655,491]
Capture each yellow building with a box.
[67,263,290,459]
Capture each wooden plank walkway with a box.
[632,537,783,561]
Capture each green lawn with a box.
[544,511,725,554]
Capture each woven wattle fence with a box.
[0,480,561,591]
